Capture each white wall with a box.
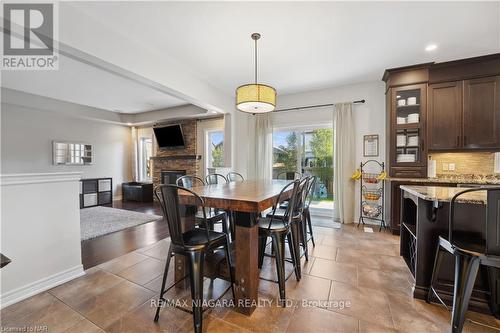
[0,172,84,308]
[234,80,386,222]
[1,90,132,197]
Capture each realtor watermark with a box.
[0,326,48,332]
[1,2,59,70]
[151,298,352,310]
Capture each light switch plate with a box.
[442,163,449,171]
[449,163,456,171]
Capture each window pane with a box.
[209,131,224,168]
[272,130,299,178]
[273,127,334,211]
[139,137,153,181]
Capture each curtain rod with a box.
[273,99,365,113]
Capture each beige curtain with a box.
[333,103,355,223]
[253,113,273,180]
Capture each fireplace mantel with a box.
[150,155,201,161]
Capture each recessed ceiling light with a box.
[126,122,133,126]
[425,44,437,52]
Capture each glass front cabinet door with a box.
[389,83,427,178]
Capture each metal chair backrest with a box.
[449,187,500,256]
[206,173,228,185]
[177,175,205,189]
[265,180,300,230]
[155,184,210,247]
[295,177,311,215]
[227,172,245,183]
[276,171,302,181]
[304,176,317,209]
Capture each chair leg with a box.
[258,235,267,269]
[300,218,309,262]
[427,242,445,304]
[223,239,236,301]
[272,233,287,307]
[229,211,235,241]
[187,251,205,333]
[451,254,480,333]
[208,219,215,231]
[220,215,228,235]
[486,266,500,319]
[154,243,173,322]
[287,232,301,281]
[306,209,315,247]
[290,221,302,277]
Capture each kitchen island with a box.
[399,185,499,316]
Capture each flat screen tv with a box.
[153,124,186,149]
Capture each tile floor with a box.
[2,224,500,333]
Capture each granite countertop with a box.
[400,185,487,204]
[389,174,500,185]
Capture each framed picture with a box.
[363,134,379,157]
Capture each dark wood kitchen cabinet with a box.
[427,76,500,151]
[428,81,463,150]
[383,65,430,178]
[463,76,500,149]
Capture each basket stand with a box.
[357,160,386,231]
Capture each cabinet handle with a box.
[457,136,460,147]
[421,139,425,151]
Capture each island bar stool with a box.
[176,175,229,235]
[227,171,244,182]
[258,179,302,306]
[153,184,235,333]
[427,188,500,333]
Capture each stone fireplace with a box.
[151,119,201,189]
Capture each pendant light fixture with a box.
[236,33,276,113]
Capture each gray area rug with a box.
[80,206,162,241]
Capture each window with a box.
[272,126,334,211]
[207,131,224,168]
[139,137,152,181]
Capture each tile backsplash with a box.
[429,152,496,175]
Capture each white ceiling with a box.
[2,2,499,114]
[67,1,500,95]
[1,54,187,113]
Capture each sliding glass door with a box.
[272,126,334,214]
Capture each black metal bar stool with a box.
[427,187,500,333]
[205,173,238,240]
[258,180,302,306]
[267,177,311,265]
[153,184,235,333]
[205,173,228,185]
[177,175,229,236]
[302,176,317,247]
[227,172,244,182]
[276,171,302,180]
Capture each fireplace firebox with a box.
[161,170,186,185]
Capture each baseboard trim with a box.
[0,265,85,309]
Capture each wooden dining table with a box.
[177,179,293,316]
